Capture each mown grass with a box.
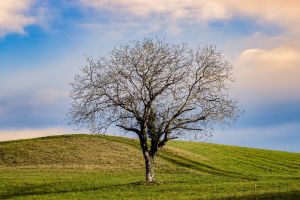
[0,134,299,199]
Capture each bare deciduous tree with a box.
[69,38,238,182]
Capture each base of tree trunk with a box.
[145,154,155,183]
[146,173,155,183]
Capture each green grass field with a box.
[0,134,299,199]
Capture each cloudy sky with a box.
[1,0,299,152]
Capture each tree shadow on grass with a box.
[221,190,300,200]
[0,181,143,199]
[158,152,258,181]
[1,181,299,199]
[1,183,59,199]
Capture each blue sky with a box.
[0,0,300,152]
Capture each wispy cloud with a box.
[0,127,83,141]
[79,0,228,22]
[0,49,83,129]
[79,0,300,32]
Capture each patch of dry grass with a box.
[0,134,172,171]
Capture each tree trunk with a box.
[144,152,155,183]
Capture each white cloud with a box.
[0,0,38,37]
[233,46,300,103]
[0,0,51,37]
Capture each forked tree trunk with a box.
[144,152,155,182]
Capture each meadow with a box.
[0,134,299,199]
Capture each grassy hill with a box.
[0,134,299,199]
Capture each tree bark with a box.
[144,152,155,183]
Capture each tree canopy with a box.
[69,38,239,182]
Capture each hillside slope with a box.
[0,134,299,199]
